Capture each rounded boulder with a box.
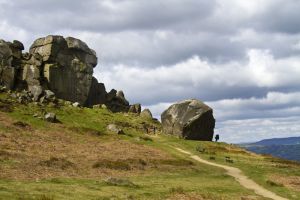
[161,99,215,141]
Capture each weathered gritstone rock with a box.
[106,90,130,112]
[44,112,57,123]
[0,40,15,89]
[129,104,141,114]
[107,124,125,135]
[140,109,153,119]
[85,77,107,106]
[0,35,134,112]
[22,64,43,100]
[161,99,215,141]
[7,40,24,67]
[29,35,96,105]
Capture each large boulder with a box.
[161,99,215,141]
[29,35,97,105]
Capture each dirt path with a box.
[175,148,289,200]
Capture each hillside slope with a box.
[0,92,300,200]
[250,137,300,146]
[241,137,300,162]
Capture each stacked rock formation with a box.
[161,99,215,141]
[0,35,130,112]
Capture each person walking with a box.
[215,134,219,142]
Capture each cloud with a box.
[0,21,30,43]
[2,0,300,68]
[209,92,300,121]
[98,49,300,105]
[217,116,300,143]
[2,0,300,67]
[147,91,300,122]
[0,0,216,32]
[253,0,300,34]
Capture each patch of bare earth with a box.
[269,174,300,192]
[0,112,193,180]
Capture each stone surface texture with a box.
[161,99,215,141]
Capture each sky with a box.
[1,0,300,143]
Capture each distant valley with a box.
[240,137,300,162]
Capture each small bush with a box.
[266,157,299,166]
[39,157,75,170]
[157,159,194,166]
[69,127,103,136]
[105,177,138,188]
[49,178,65,184]
[0,150,12,161]
[266,180,283,187]
[169,186,185,194]
[139,136,153,142]
[93,159,131,170]
[196,146,206,153]
[13,121,30,128]
[0,100,13,112]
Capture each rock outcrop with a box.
[129,104,141,114]
[29,36,97,105]
[140,109,153,119]
[105,89,130,112]
[0,35,132,112]
[0,40,16,89]
[85,77,106,106]
[161,99,215,141]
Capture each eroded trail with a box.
[175,148,288,200]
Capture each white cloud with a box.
[147,91,300,122]
[292,40,300,50]
[0,21,30,43]
[218,117,300,143]
[98,49,300,104]
[209,92,300,121]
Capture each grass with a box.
[153,136,300,199]
[0,168,255,200]
[0,92,299,199]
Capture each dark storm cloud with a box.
[1,0,300,67]
[253,0,300,34]
[0,0,216,32]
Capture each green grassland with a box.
[0,92,299,200]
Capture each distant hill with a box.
[251,137,300,146]
[240,137,300,162]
